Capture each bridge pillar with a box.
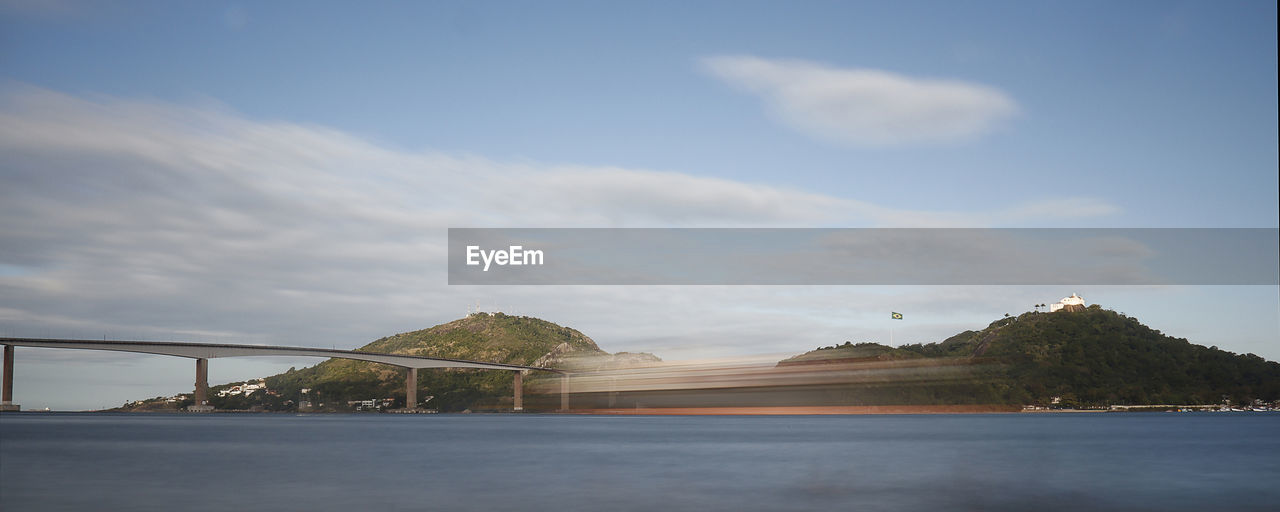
[194,358,208,404]
[513,371,523,411]
[187,358,213,412]
[2,345,17,411]
[560,374,569,412]
[406,367,418,409]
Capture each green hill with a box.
[778,341,922,365]
[895,305,1280,407]
[126,306,1278,412]
[779,305,1279,408]
[262,312,606,411]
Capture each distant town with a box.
[120,380,438,413]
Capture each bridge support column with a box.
[2,345,18,412]
[186,358,213,412]
[513,371,523,411]
[560,374,569,412]
[406,367,418,409]
[194,358,208,404]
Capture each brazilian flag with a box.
[891,312,903,320]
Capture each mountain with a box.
[793,305,1280,407]
[261,313,617,411]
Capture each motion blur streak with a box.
[527,354,1002,411]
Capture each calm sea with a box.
[1,412,1277,511]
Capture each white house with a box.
[1049,293,1086,312]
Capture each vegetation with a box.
[797,305,1280,407]
[261,312,604,412]
[779,341,921,364]
[121,306,1279,412]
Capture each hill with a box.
[121,306,1277,412]
[778,341,922,365]
[791,305,1280,407]
[261,313,613,411]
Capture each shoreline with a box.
[560,405,1023,415]
[10,406,1269,415]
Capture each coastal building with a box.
[347,398,396,411]
[217,379,267,397]
[1049,293,1086,313]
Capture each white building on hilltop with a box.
[1049,293,1086,313]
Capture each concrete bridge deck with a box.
[1,338,566,412]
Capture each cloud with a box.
[0,86,1131,409]
[702,55,1019,146]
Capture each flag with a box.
[891,312,903,320]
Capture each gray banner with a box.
[447,228,1279,285]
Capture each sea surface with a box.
[1,412,1277,511]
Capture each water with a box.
[2,412,1276,511]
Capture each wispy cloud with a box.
[0,86,1110,356]
[702,55,1019,146]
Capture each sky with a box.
[1,1,1276,410]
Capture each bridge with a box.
[0,338,568,412]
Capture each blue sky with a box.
[1,1,1276,409]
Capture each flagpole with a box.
[889,312,902,346]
